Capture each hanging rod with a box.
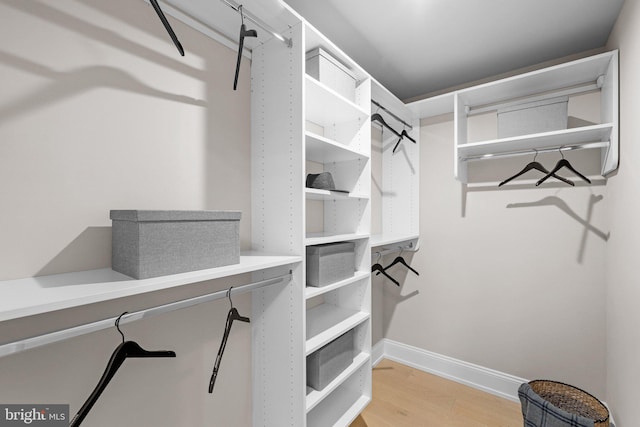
[0,272,291,359]
[371,99,413,130]
[219,0,292,48]
[462,141,609,162]
[374,242,416,257]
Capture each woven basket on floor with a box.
[529,380,609,427]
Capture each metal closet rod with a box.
[219,0,292,47]
[0,271,292,359]
[375,242,416,257]
[371,99,413,130]
[462,141,608,162]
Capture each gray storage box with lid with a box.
[497,96,569,138]
[306,241,355,287]
[306,47,356,102]
[306,328,355,391]
[110,210,241,279]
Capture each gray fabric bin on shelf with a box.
[306,242,355,287]
[497,96,568,138]
[110,210,240,279]
[307,329,355,391]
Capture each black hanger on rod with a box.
[149,0,185,56]
[372,253,400,286]
[70,312,176,427]
[392,126,417,153]
[498,150,574,187]
[536,147,591,186]
[380,249,419,276]
[208,286,250,393]
[372,113,402,138]
[233,5,258,90]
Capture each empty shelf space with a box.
[370,234,419,248]
[306,352,370,412]
[305,271,370,300]
[306,304,369,355]
[305,132,369,163]
[307,388,370,427]
[306,232,369,246]
[458,123,613,160]
[0,254,302,322]
[306,75,368,126]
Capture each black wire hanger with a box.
[70,312,176,427]
[233,5,258,90]
[392,126,417,153]
[536,147,591,186]
[372,253,399,286]
[149,0,184,56]
[372,113,402,138]
[498,150,574,187]
[208,286,250,393]
[380,249,419,276]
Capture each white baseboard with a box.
[381,339,527,403]
[371,340,385,367]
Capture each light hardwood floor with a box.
[350,359,523,427]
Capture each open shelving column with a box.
[251,20,372,427]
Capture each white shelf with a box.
[306,232,370,246]
[370,234,419,248]
[307,387,371,427]
[305,271,370,300]
[306,304,369,355]
[305,188,369,201]
[458,123,613,159]
[457,50,616,107]
[306,75,369,126]
[0,253,302,322]
[305,132,369,163]
[306,352,370,412]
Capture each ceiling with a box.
[165,0,624,102]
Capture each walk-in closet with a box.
[0,0,637,426]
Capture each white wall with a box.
[0,1,254,425]
[380,95,609,397]
[605,1,640,425]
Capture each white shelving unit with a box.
[453,50,619,182]
[251,16,372,426]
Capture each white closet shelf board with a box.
[0,254,301,322]
[305,188,369,201]
[457,51,616,107]
[305,132,369,163]
[306,352,370,412]
[407,92,456,119]
[305,271,370,300]
[307,389,370,427]
[306,304,369,355]
[305,76,368,126]
[458,124,613,159]
[306,232,370,246]
[370,234,420,248]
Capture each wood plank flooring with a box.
[350,359,523,427]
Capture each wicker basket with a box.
[529,380,609,427]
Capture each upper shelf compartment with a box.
[305,132,369,163]
[454,50,619,182]
[305,75,369,126]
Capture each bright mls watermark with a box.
[0,405,68,426]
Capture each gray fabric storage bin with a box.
[306,47,356,102]
[110,210,240,279]
[307,329,355,391]
[306,242,355,287]
[498,96,568,138]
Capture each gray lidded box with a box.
[307,328,355,391]
[497,96,569,139]
[306,242,355,287]
[110,210,241,279]
[306,47,356,102]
